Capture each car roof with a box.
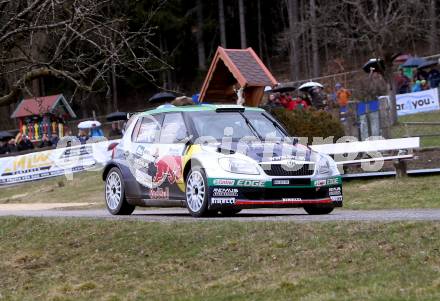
[138,104,265,116]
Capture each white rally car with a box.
[103,104,342,217]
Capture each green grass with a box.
[343,175,440,209]
[0,218,439,300]
[392,111,440,147]
[0,171,102,204]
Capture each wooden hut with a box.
[11,94,76,141]
[199,47,277,106]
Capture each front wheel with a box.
[303,205,334,215]
[105,167,135,215]
[185,167,209,217]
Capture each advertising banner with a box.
[396,88,440,116]
[0,140,115,186]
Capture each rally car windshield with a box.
[189,111,286,141]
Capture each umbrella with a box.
[362,58,385,73]
[0,131,14,141]
[78,120,101,129]
[401,57,427,68]
[298,82,323,91]
[148,92,176,103]
[270,86,296,93]
[417,60,438,70]
[393,54,411,64]
[106,111,128,122]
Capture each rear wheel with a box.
[105,167,135,215]
[303,205,334,215]
[185,167,209,217]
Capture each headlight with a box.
[218,157,260,175]
[317,157,331,175]
[317,156,340,176]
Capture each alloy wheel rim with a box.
[106,172,122,210]
[186,171,205,212]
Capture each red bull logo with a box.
[153,155,182,184]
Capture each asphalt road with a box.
[1,207,440,222]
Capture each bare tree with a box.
[429,0,438,53]
[287,0,300,81]
[218,0,227,47]
[257,0,263,57]
[195,0,206,70]
[0,0,167,107]
[238,0,246,49]
[331,0,428,124]
[309,0,319,78]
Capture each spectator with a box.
[17,135,34,151]
[394,69,410,94]
[266,93,283,109]
[309,86,327,109]
[78,129,89,144]
[421,79,430,90]
[50,133,59,147]
[427,67,440,88]
[6,138,17,153]
[413,68,427,81]
[90,124,104,137]
[0,141,8,154]
[300,91,312,107]
[335,83,351,107]
[39,134,52,148]
[278,93,290,108]
[109,122,122,137]
[287,97,309,110]
[412,80,422,92]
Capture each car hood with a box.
[203,141,317,163]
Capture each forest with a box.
[0,0,439,127]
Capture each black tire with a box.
[303,205,334,215]
[185,167,209,217]
[220,208,242,216]
[105,167,135,215]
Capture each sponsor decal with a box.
[153,155,182,184]
[149,187,169,199]
[313,177,340,187]
[273,179,290,185]
[330,195,343,202]
[213,188,238,197]
[211,197,235,205]
[282,198,302,202]
[329,187,342,196]
[212,179,235,186]
[236,179,265,187]
[326,178,339,185]
[314,179,327,187]
[135,145,145,156]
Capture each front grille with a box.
[240,187,328,200]
[261,163,315,176]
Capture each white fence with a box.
[0,140,115,186]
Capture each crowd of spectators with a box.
[0,121,123,156]
[0,132,62,155]
[263,83,352,112]
[395,67,440,94]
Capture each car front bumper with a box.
[207,176,343,210]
